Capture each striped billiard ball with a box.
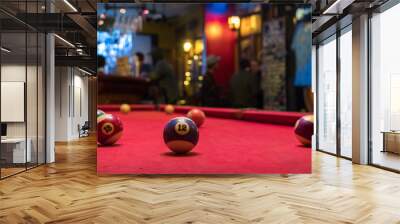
[97,114,123,146]
[163,117,199,154]
[97,109,106,118]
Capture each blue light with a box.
[97,30,133,74]
[206,3,228,14]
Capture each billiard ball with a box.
[97,114,124,146]
[187,109,206,127]
[120,104,131,114]
[165,104,175,114]
[163,117,199,154]
[294,115,314,146]
[97,109,106,118]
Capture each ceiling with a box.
[0,0,97,73]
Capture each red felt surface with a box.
[98,104,305,126]
[97,111,311,174]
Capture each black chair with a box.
[78,121,90,138]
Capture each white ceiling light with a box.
[54,34,75,48]
[78,67,93,76]
[1,47,11,53]
[63,0,78,12]
[323,0,354,15]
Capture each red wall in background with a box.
[205,6,236,92]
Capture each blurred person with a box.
[291,9,313,112]
[250,59,264,109]
[230,59,257,108]
[97,55,106,76]
[201,55,221,106]
[134,52,152,78]
[149,48,178,105]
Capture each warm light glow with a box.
[206,23,222,39]
[184,80,190,86]
[240,15,261,37]
[185,72,191,77]
[187,60,192,65]
[183,41,192,52]
[194,40,204,54]
[143,9,150,15]
[100,13,106,19]
[120,8,126,14]
[198,76,203,81]
[193,55,199,60]
[98,20,104,26]
[228,16,241,30]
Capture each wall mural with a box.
[262,18,287,110]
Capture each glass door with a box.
[317,35,337,154]
[339,26,352,158]
[370,2,400,171]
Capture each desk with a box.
[382,131,400,154]
[1,138,32,163]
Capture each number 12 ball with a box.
[163,117,199,154]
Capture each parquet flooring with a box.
[1,135,400,223]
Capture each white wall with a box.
[1,65,38,138]
[55,67,89,141]
[55,67,69,141]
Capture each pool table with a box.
[97,105,311,174]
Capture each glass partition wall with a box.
[370,2,400,171]
[0,2,46,179]
[316,26,353,159]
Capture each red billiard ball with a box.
[187,109,206,127]
[294,115,314,146]
[97,114,124,146]
[163,117,199,154]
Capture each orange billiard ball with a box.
[120,104,131,114]
[187,109,206,127]
[164,104,175,114]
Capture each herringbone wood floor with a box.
[1,135,400,224]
